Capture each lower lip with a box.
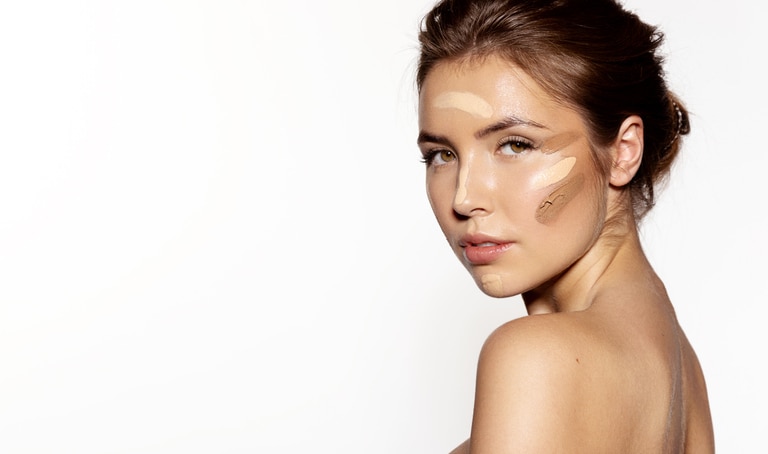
[463,243,514,265]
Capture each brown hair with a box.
[417,0,689,219]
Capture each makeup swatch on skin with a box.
[433,91,493,118]
[530,156,576,191]
[540,132,582,155]
[455,164,469,205]
[535,173,585,224]
[481,274,503,294]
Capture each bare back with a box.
[561,301,714,453]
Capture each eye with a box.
[499,136,534,155]
[421,149,457,166]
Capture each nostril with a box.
[453,209,470,221]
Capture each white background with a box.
[0,0,765,452]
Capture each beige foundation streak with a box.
[535,173,585,224]
[454,164,469,205]
[530,156,576,191]
[433,91,493,118]
[481,274,503,294]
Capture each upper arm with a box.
[449,438,470,454]
[469,317,583,453]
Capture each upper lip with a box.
[459,233,511,248]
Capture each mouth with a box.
[460,236,514,265]
[472,241,501,247]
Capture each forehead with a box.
[418,56,583,131]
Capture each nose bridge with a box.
[453,151,492,214]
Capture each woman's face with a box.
[418,56,609,298]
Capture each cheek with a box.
[426,174,455,226]
[532,173,606,250]
[496,178,537,219]
[426,176,443,209]
[529,156,577,191]
[526,154,604,226]
[535,173,586,224]
[500,157,583,225]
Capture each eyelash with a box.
[420,149,455,166]
[498,136,535,155]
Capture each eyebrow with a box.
[416,131,454,148]
[417,115,547,146]
[474,115,547,139]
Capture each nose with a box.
[452,156,493,218]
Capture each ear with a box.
[609,115,644,187]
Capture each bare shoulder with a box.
[478,312,592,376]
[680,333,716,452]
[468,311,714,453]
[470,314,600,452]
[476,314,587,389]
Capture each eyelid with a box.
[420,147,455,166]
[419,141,447,157]
[496,135,538,156]
[496,135,536,149]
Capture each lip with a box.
[460,234,514,265]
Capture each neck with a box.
[522,207,654,314]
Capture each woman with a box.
[415,0,714,452]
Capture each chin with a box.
[474,273,519,298]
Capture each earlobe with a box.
[609,115,644,187]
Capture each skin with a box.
[433,91,494,119]
[529,156,576,191]
[535,172,585,224]
[418,56,714,453]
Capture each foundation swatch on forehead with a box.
[540,131,583,155]
[433,91,493,118]
[530,156,576,191]
[535,173,585,224]
[481,274,503,294]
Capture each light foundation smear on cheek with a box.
[530,156,576,191]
